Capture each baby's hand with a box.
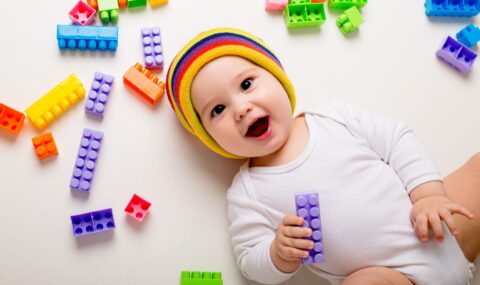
[410,195,474,242]
[271,215,313,262]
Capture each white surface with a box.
[0,0,478,284]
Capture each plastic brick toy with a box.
[69,0,96,25]
[57,25,118,52]
[70,128,103,192]
[328,0,367,8]
[456,24,480,48]
[436,36,477,72]
[87,0,127,9]
[284,3,326,28]
[295,192,324,264]
[425,0,480,17]
[71,208,115,236]
[98,0,119,23]
[266,0,288,11]
[0,103,25,135]
[180,271,223,285]
[148,0,168,6]
[336,6,364,34]
[123,63,166,104]
[25,74,85,130]
[124,194,151,221]
[85,72,114,117]
[142,27,164,70]
[128,0,147,8]
[32,133,58,160]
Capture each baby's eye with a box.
[240,78,253,91]
[212,104,226,117]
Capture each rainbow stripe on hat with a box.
[166,27,296,158]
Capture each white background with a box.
[0,0,479,284]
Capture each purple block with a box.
[295,192,324,264]
[436,36,477,72]
[71,208,115,236]
[70,128,103,192]
[85,72,114,117]
[141,27,164,70]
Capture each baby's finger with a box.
[283,215,305,227]
[415,214,429,242]
[439,208,458,236]
[282,226,312,238]
[428,213,444,242]
[447,204,475,220]
[278,244,310,261]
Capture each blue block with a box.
[456,24,480,48]
[57,25,118,52]
[425,0,480,17]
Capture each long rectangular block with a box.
[71,208,115,236]
[128,0,147,7]
[57,25,118,51]
[25,74,85,130]
[284,3,326,28]
[425,0,480,16]
[85,72,114,117]
[295,192,324,264]
[123,63,166,104]
[436,36,477,72]
[328,0,367,8]
[0,103,25,135]
[70,128,103,192]
[180,271,223,285]
[142,27,164,70]
[456,24,480,48]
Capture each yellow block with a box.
[25,74,85,130]
[149,0,168,6]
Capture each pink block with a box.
[265,0,287,11]
[124,194,151,222]
[69,0,96,25]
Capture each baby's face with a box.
[191,56,293,158]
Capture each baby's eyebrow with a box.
[233,67,256,83]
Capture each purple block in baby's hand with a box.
[71,208,115,236]
[295,192,324,264]
[70,128,103,192]
[85,72,114,117]
[141,27,164,70]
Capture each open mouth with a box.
[246,116,269,137]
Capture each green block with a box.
[284,3,326,28]
[98,0,119,10]
[98,0,119,23]
[289,0,311,4]
[336,6,363,34]
[328,0,367,9]
[128,0,147,8]
[180,271,223,285]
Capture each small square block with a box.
[336,6,364,34]
[456,24,480,48]
[142,27,164,70]
[71,208,115,236]
[124,194,151,221]
[69,0,96,25]
[180,271,223,285]
[295,192,324,264]
[85,72,114,117]
[266,0,288,11]
[436,36,477,72]
[32,132,58,160]
[0,103,25,135]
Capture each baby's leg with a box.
[341,267,413,285]
[444,152,480,262]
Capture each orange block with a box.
[311,0,326,2]
[32,132,58,160]
[0,103,25,135]
[123,63,166,105]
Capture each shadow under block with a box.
[123,63,166,104]
[0,103,25,135]
[25,74,85,130]
[70,128,103,192]
[180,271,223,285]
[57,25,118,51]
[425,0,480,16]
[295,192,324,264]
[32,132,58,160]
[71,208,115,236]
[436,36,477,72]
[284,3,326,28]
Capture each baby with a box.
[165,28,480,285]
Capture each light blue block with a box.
[57,25,118,52]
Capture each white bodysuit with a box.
[227,100,473,285]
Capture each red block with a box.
[125,194,151,221]
[0,103,25,135]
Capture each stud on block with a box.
[436,36,477,72]
[69,0,96,25]
[180,271,223,285]
[85,72,114,117]
[70,128,103,192]
[0,103,25,135]
[142,27,164,70]
[123,63,166,105]
[336,6,364,34]
[295,192,324,264]
[456,24,480,48]
[284,3,326,28]
[71,208,115,236]
[266,0,288,11]
[124,194,151,221]
[57,25,118,52]
[32,132,58,160]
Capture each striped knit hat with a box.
[166,27,296,159]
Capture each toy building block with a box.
[456,24,480,48]
[98,0,119,23]
[25,74,85,130]
[180,271,223,285]
[328,0,367,9]
[336,6,364,34]
[71,208,115,236]
[295,192,324,264]
[284,3,326,28]
[70,128,103,192]
[128,0,147,8]
[0,103,25,135]
[124,194,151,221]
[148,0,168,6]
[311,0,326,2]
[142,27,164,70]
[425,0,480,16]
[88,0,126,9]
[123,63,166,105]
[436,36,477,72]
[266,0,288,11]
[57,25,118,52]
[69,0,96,25]
[85,72,114,117]
[32,132,58,160]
